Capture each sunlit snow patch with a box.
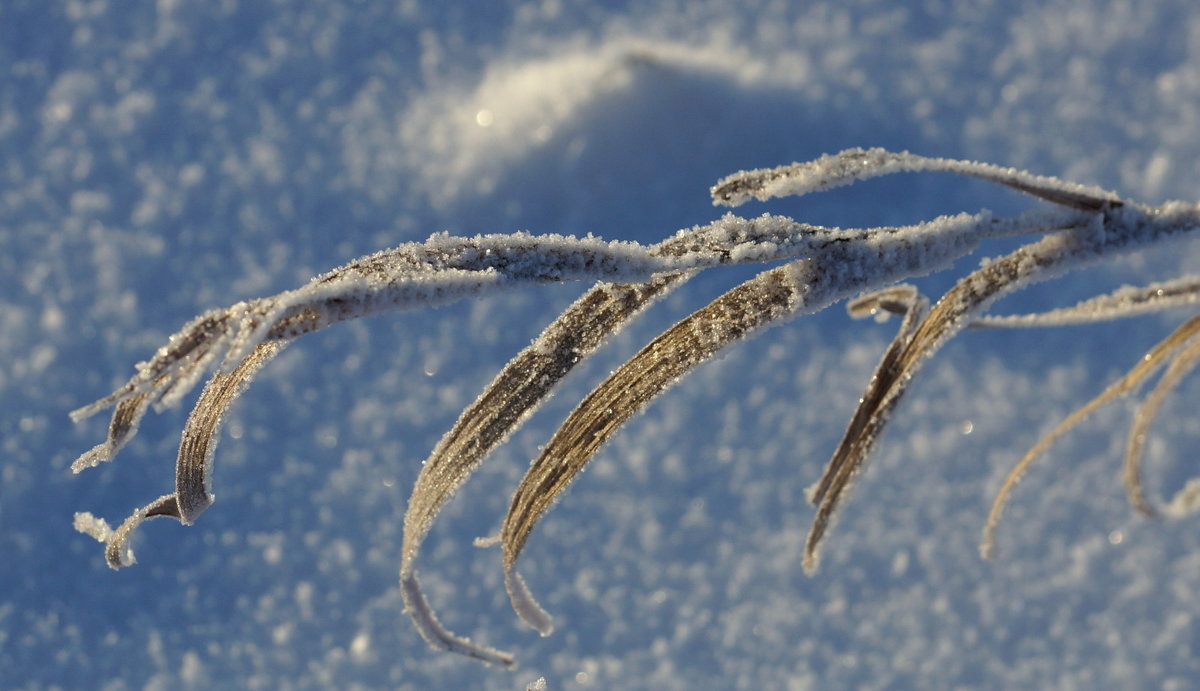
[392,38,799,207]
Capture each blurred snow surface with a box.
[5,0,1200,688]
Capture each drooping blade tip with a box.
[70,444,109,474]
[504,568,555,637]
[399,572,517,668]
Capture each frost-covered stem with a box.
[494,208,1081,635]
[807,202,1200,570]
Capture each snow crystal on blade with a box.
[72,512,113,544]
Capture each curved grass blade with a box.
[805,223,1123,572]
[396,210,1056,661]
[73,341,286,566]
[70,232,724,429]
[972,275,1200,329]
[500,262,812,633]
[492,209,1052,634]
[1123,332,1200,519]
[398,276,681,666]
[802,286,928,573]
[712,147,1122,211]
[804,248,1047,568]
[173,340,287,523]
[74,493,181,568]
[399,570,516,667]
[805,196,1200,571]
[981,314,1200,557]
[70,392,153,473]
[70,308,238,423]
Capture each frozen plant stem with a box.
[68,148,1200,666]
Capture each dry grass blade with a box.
[70,392,152,473]
[1123,332,1200,519]
[973,275,1200,328]
[69,309,238,422]
[499,262,811,633]
[803,285,928,573]
[399,570,516,667]
[66,148,1200,668]
[398,276,682,665]
[73,493,182,569]
[805,229,1118,571]
[981,314,1200,557]
[174,341,286,523]
[74,341,285,567]
[711,147,1122,211]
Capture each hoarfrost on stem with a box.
[67,149,1200,667]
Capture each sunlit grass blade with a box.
[803,285,928,573]
[398,276,682,664]
[72,342,286,566]
[806,226,1137,572]
[499,263,811,633]
[981,314,1200,558]
[1123,331,1200,519]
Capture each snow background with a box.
[5,0,1200,688]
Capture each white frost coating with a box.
[70,232,689,425]
[72,436,135,474]
[399,572,515,668]
[67,148,1200,671]
[73,213,1066,446]
[72,512,113,543]
[504,568,554,637]
[72,493,179,568]
[712,147,1122,210]
[973,275,1200,328]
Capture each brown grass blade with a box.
[498,262,812,632]
[981,314,1200,558]
[1123,330,1200,519]
[398,276,682,665]
[805,230,1109,572]
[802,286,928,572]
[72,341,286,566]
